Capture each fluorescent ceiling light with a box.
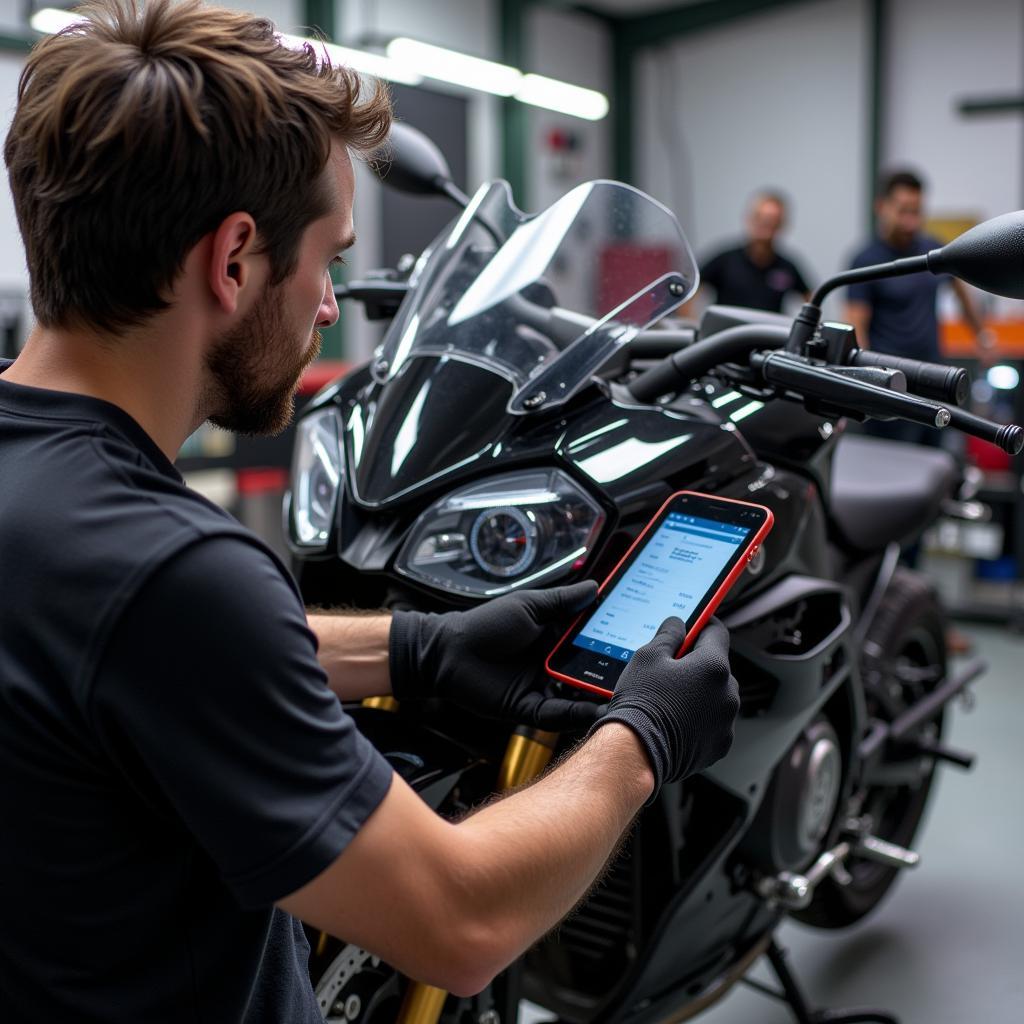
[30,7,82,33]
[515,73,609,121]
[29,12,420,85]
[387,37,522,96]
[277,34,421,86]
[30,11,610,120]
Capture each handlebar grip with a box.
[946,407,1024,455]
[849,350,969,406]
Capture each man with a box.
[0,2,739,1021]
[845,169,994,445]
[698,190,812,313]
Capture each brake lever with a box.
[751,352,952,429]
[750,352,1024,455]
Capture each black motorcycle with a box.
[285,124,1024,1024]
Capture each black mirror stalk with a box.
[787,209,1024,355]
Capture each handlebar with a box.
[848,350,969,406]
[946,406,1024,455]
[629,324,790,403]
[628,322,1023,455]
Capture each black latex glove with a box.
[389,581,601,730]
[592,616,739,799]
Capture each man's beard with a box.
[204,285,323,437]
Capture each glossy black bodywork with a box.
[290,352,904,1022]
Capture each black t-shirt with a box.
[700,245,810,312]
[0,364,394,1023]
[847,234,947,362]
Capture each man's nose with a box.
[318,272,340,329]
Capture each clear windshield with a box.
[373,179,698,413]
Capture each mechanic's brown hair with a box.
[4,0,391,333]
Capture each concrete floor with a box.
[523,624,1024,1024]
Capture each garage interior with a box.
[2,1,1023,1022]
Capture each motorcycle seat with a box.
[829,434,958,551]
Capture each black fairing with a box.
[349,356,514,506]
[298,360,832,613]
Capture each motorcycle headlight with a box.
[287,407,343,551]
[396,469,605,597]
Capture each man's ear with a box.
[208,213,260,315]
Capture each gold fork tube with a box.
[395,728,558,1023]
[397,982,449,1023]
[362,695,399,711]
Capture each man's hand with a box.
[389,582,600,730]
[592,616,739,798]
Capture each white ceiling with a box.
[576,0,708,15]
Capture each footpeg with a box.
[901,738,976,771]
[854,835,920,870]
[757,841,851,910]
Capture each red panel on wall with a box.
[596,244,677,321]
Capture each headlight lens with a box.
[288,407,343,550]
[396,469,605,597]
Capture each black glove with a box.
[389,582,601,730]
[592,616,739,798]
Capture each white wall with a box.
[634,0,870,316]
[0,0,26,36]
[525,4,612,213]
[884,0,1024,318]
[885,0,1022,221]
[0,52,27,293]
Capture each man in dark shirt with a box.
[846,169,993,445]
[0,2,740,1020]
[698,191,811,312]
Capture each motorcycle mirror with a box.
[927,210,1024,299]
[372,122,468,206]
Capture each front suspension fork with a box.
[397,725,559,1024]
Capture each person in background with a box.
[845,168,995,447]
[697,190,812,313]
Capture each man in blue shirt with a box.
[845,169,993,445]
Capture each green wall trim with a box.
[0,32,35,55]
[612,29,633,185]
[591,0,819,50]
[303,0,336,40]
[303,0,344,358]
[500,0,529,207]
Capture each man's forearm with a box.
[953,280,986,336]
[308,612,392,700]
[447,722,654,974]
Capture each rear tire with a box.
[795,568,947,928]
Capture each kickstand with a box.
[739,939,899,1024]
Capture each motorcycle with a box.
[284,123,1024,1024]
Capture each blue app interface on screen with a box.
[573,512,751,663]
